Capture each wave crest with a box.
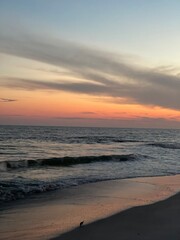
[0,153,145,171]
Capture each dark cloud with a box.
[80,112,96,114]
[1,31,180,110]
[53,116,180,128]
[0,98,17,102]
[0,114,23,117]
[54,117,106,121]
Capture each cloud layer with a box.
[1,31,180,110]
[0,98,17,103]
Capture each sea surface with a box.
[0,125,180,202]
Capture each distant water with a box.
[0,125,180,202]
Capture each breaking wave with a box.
[0,153,146,171]
[0,175,125,203]
[0,179,61,202]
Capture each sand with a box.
[52,192,180,240]
[0,175,179,240]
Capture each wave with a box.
[40,154,140,166]
[0,153,146,171]
[66,136,143,144]
[0,178,61,202]
[0,175,122,202]
[148,142,180,149]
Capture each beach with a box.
[0,174,179,240]
[1,1,180,239]
[54,191,180,240]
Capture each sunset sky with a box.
[1,0,180,128]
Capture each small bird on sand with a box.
[80,221,84,227]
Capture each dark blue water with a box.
[0,125,180,202]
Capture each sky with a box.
[0,0,180,128]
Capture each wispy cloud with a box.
[80,112,96,115]
[0,98,17,102]
[0,114,23,117]
[1,30,180,110]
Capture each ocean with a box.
[0,125,180,202]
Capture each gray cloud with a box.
[0,98,17,102]
[53,116,180,129]
[80,112,96,114]
[1,31,180,110]
[0,114,23,117]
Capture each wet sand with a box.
[0,175,179,240]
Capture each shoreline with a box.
[1,173,179,206]
[0,174,179,240]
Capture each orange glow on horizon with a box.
[1,87,180,126]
